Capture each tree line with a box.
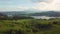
[0,13,33,20]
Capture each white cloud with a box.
[31,0,52,3]
[23,0,60,11]
[31,0,60,11]
[0,6,30,11]
[0,0,60,11]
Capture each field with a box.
[0,19,60,34]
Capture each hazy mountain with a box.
[0,11,29,16]
[0,11,60,17]
[29,11,60,17]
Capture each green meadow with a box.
[0,19,60,34]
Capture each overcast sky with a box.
[0,0,60,11]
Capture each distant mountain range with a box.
[0,11,29,16]
[0,11,60,17]
[29,11,60,17]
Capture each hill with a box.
[0,11,60,17]
[29,11,60,17]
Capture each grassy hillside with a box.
[0,19,60,34]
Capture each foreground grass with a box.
[0,19,60,34]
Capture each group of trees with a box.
[0,19,53,34]
[0,13,33,20]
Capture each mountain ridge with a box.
[0,11,60,17]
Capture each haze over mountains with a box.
[0,11,60,17]
[30,11,60,17]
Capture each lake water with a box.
[31,16,59,19]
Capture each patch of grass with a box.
[0,19,60,34]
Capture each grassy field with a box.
[0,19,60,34]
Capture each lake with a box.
[31,16,59,20]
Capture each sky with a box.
[0,0,60,11]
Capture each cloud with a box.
[31,0,60,11]
[0,6,30,11]
[31,0,52,3]
[0,0,60,11]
